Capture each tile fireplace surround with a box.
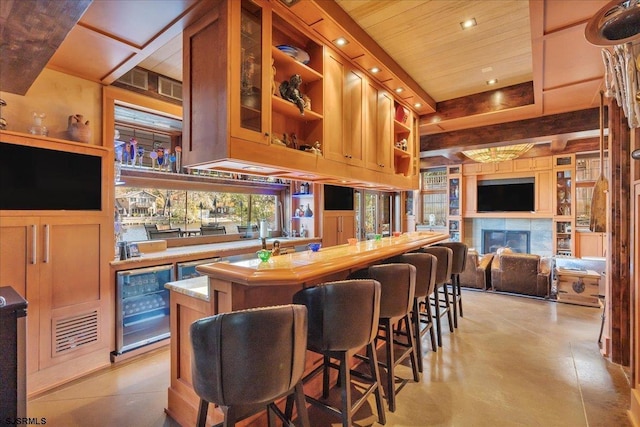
[464,218,553,256]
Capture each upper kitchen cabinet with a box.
[364,82,393,174]
[393,103,415,176]
[182,0,324,171]
[323,48,364,167]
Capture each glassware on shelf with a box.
[29,112,48,136]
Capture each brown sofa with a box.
[459,249,493,290]
[490,252,552,298]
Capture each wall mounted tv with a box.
[324,184,354,211]
[476,177,534,212]
[0,142,102,210]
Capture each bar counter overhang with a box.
[166,231,449,426]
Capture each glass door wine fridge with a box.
[115,264,174,354]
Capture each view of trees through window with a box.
[115,186,277,241]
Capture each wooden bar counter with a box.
[165,231,448,426]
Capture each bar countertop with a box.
[196,231,449,286]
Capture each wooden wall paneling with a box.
[608,100,631,366]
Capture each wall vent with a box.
[53,310,99,356]
[117,69,149,90]
[158,76,183,101]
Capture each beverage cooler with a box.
[114,264,174,355]
[176,257,221,280]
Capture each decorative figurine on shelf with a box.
[174,146,182,173]
[304,204,313,218]
[302,94,311,111]
[67,114,91,143]
[282,133,289,148]
[271,134,286,146]
[290,133,298,149]
[310,141,322,155]
[241,53,256,96]
[279,74,306,115]
[272,240,281,256]
[149,150,158,169]
[271,58,278,97]
[0,99,7,130]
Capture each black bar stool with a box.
[386,253,438,372]
[419,246,454,347]
[435,242,468,328]
[354,263,420,412]
[189,305,310,427]
[287,279,386,427]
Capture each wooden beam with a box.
[422,82,534,122]
[421,108,601,152]
[0,0,91,95]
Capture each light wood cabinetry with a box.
[291,181,317,237]
[364,82,393,174]
[553,154,575,256]
[323,49,364,167]
[447,165,463,241]
[181,0,418,189]
[535,170,553,214]
[322,211,356,247]
[0,131,112,396]
[576,231,607,258]
[393,107,414,176]
[514,156,552,171]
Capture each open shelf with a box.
[271,96,323,121]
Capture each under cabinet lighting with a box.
[333,37,349,47]
[460,18,477,29]
[486,78,498,85]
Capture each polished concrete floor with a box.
[28,290,631,426]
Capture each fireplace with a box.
[483,230,530,254]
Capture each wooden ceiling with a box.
[0,0,614,159]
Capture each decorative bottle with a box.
[304,204,313,217]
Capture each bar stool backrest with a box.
[200,225,226,235]
[388,253,437,299]
[435,242,468,275]
[189,304,307,407]
[420,246,453,287]
[367,263,416,319]
[293,279,381,352]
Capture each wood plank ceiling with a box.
[0,0,614,163]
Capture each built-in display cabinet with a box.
[181,0,418,190]
[550,154,575,256]
[291,180,316,237]
[447,165,463,241]
[0,131,112,396]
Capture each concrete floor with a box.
[28,290,631,426]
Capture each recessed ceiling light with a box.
[395,87,404,93]
[460,18,477,29]
[243,166,263,171]
[370,67,380,74]
[486,78,498,85]
[414,102,422,108]
[333,37,349,47]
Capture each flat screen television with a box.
[476,178,534,212]
[0,142,102,210]
[324,184,354,211]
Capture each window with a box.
[115,186,278,241]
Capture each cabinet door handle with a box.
[43,224,50,263]
[31,224,37,265]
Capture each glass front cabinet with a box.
[552,154,575,256]
[447,165,463,242]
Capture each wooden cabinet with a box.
[463,174,477,216]
[364,82,393,174]
[576,231,607,258]
[322,211,356,247]
[291,181,317,237]
[393,104,414,176]
[514,156,552,171]
[183,0,324,171]
[0,131,112,396]
[323,49,364,167]
[447,165,463,241]
[554,219,574,257]
[535,170,553,214]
